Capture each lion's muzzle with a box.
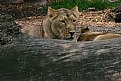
[65,30,75,40]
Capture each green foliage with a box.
[48,0,121,10]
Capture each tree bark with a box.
[1,14,121,81]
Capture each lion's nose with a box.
[65,31,75,40]
[69,31,75,36]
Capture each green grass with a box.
[48,0,121,10]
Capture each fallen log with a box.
[1,14,121,81]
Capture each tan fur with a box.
[21,24,43,38]
[93,33,121,41]
[28,25,43,37]
[42,6,79,39]
[77,27,121,41]
[78,32,109,41]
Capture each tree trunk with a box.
[1,14,121,81]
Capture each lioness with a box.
[42,6,79,39]
[76,27,121,41]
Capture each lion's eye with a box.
[60,20,66,24]
[73,20,76,22]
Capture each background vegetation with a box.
[48,0,121,10]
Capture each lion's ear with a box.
[71,6,79,12]
[48,6,59,17]
[71,6,79,17]
[71,6,79,13]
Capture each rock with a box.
[87,7,97,11]
[0,14,21,45]
[114,12,121,23]
[0,13,13,22]
[104,7,121,23]
[113,6,121,13]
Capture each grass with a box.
[48,0,121,10]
